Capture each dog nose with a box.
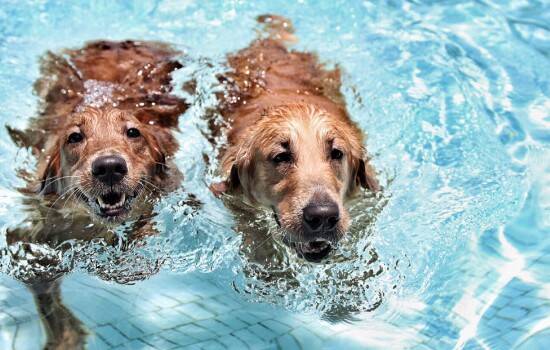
[303,203,340,232]
[92,156,128,185]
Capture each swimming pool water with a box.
[0,0,549,349]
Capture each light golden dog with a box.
[215,15,379,262]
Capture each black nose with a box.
[303,203,340,233]
[91,156,127,185]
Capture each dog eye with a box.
[272,152,292,164]
[67,132,83,144]
[331,149,344,160]
[126,127,141,138]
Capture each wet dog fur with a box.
[5,40,187,350]
[214,15,379,263]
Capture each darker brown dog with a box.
[10,40,185,224]
[4,40,187,350]
[215,15,379,262]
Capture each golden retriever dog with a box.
[214,15,379,263]
[10,40,185,224]
[4,40,186,350]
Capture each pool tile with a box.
[524,305,550,323]
[491,295,512,309]
[500,285,525,299]
[485,315,514,332]
[212,294,244,310]
[195,319,234,336]
[87,334,112,350]
[496,305,528,320]
[0,325,17,350]
[13,319,44,350]
[267,316,305,330]
[276,333,301,350]
[167,289,201,304]
[233,310,269,325]
[198,298,233,314]
[217,334,250,349]
[156,307,192,324]
[139,311,184,330]
[126,299,161,314]
[176,323,213,341]
[290,327,323,350]
[248,323,278,341]
[157,329,199,346]
[501,329,526,347]
[507,278,534,293]
[113,320,144,340]
[196,339,226,350]
[149,293,181,309]
[233,327,268,348]
[516,328,550,350]
[0,312,15,327]
[482,304,499,320]
[71,295,130,325]
[141,334,178,349]
[510,295,549,310]
[3,306,32,324]
[128,318,165,336]
[178,302,217,320]
[216,315,249,331]
[116,339,156,350]
[94,324,128,347]
[260,319,292,335]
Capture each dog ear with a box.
[356,158,380,193]
[36,143,62,194]
[210,144,252,197]
[226,162,241,191]
[209,163,239,197]
[143,126,177,177]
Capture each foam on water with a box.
[0,0,549,347]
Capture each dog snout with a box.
[92,155,128,185]
[302,202,340,234]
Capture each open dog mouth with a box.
[96,192,127,216]
[274,210,334,262]
[88,191,135,219]
[294,239,333,263]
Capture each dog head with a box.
[37,107,176,224]
[221,104,378,261]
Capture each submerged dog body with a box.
[218,16,379,262]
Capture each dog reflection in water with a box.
[4,40,186,349]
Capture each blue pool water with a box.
[1,0,549,349]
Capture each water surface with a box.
[1,1,549,349]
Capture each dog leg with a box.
[28,280,87,350]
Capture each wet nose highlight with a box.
[302,203,340,232]
[92,155,128,185]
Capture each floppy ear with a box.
[210,143,253,197]
[36,143,62,194]
[209,162,240,197]
[356,158,380,192]
[226,162,242,192]
[143,126,177,177]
